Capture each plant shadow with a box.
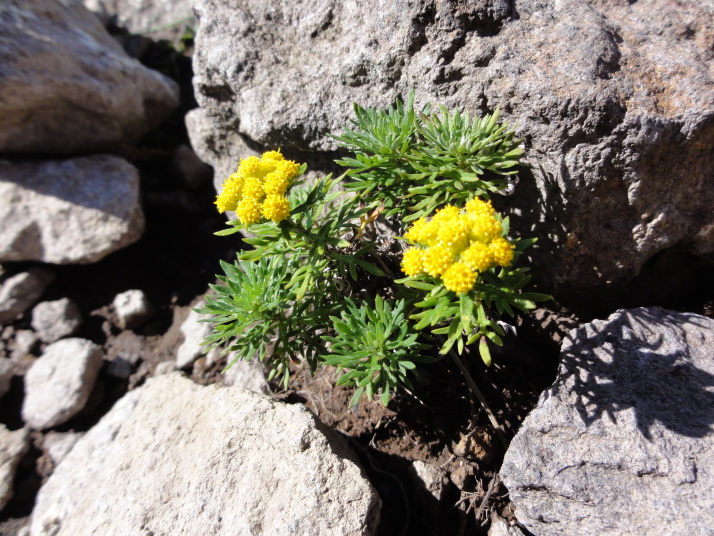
[554,307,714,440]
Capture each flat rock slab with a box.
[0,0,178,154]
[501,307,714,536]
[0,156,144,264]
[30,373,380,536]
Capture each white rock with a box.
[0,357,14,399]
[31,299,82,344]
[176,303,213,369]
[0,269,55,324]
[0,156,145,264]
[22,339,104,430]
[30,374,381,536]
[112,289,154,330]
[221,359,271,396]
[0,0,179,154]
[0,425,30,511]
[43,432,85,467]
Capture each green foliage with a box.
[322,295,434,407]
[195,255,331,388]
[333,91,523,221]
[199,92,547,409]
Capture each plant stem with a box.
[441,340,509,450]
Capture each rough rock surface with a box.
[31,299,82,343]
[30,374,380,536]
[0,269,55,324]
[187,0,714,291]
[0,0,179,154]
[22,338,104,430]
[112,289,154,330]
[0,425,30,511]
[501,308,714,536]
[0,156,144,264]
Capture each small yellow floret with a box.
[404,218,428,243]
[442,262,477,293]
[432,205,460,225]
[235,198,262,225]
[489,237,515,267]
[460,242,493,272]
[465,197,495,217]
[437,217,468,252]
[423,245,455,277]
[263,171,290,195]
[237,156,262,176]
[242,176,264,200]
[275,160,301,179]
[469,213,502,243]
[261,150,284,161]
[261,195,291,222]
[401,247,425,276]
[215,173,244,213]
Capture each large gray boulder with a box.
[30,374,380,536]
[0,0,179,154]
[187,0,714,292]
[500,308,714,536]
[0,156,144,264]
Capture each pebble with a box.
[22,338,103,430]
[31,298,82,343]
[112,289,154,330]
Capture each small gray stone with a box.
[501,308,714,536]
[13,330,40,355]
[83,0,196,47]
[112,289,154,330]
[0,269,55,324]
[154,360,177,376]
[176,302,213,369]
[30,374,380,536]
[0,156,145,264]
[0,357,14,399]
[31,299,82,344]
[221,359,271,396]
[409,460,446,503]
[22,338,104,430]
[0,425,30,511]
[43,432,84,467]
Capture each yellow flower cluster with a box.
[401,198,515,293]
[215,150,301,224]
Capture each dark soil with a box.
[1,33,712,536]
